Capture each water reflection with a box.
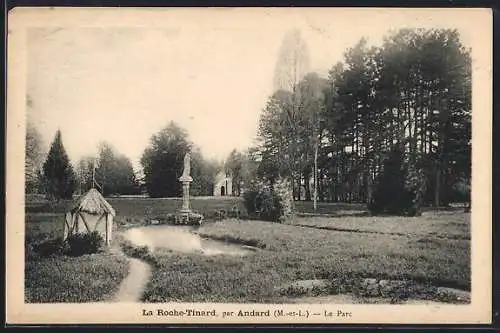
[123,225,255,256]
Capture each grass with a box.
[25,251,129,303]
[294,201,367,215]
[291,211,470,240]
[26,196,247,223]
[141,211,470,303]
[24,196,471,303]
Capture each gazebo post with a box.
[64,212,71,240]
[106,213,113,246]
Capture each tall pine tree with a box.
[41,130,77,200]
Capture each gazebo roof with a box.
[71,188,116,216]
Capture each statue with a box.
[181,152,191,178]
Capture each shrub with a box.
[186,212,204,225]
[451,177,471,211]
[405,167,427,217]
[369,147,413,216]
[120,240,158,266]
[242,178,294,222]
[255,187,282,222]
[65,231,104,256]
[164,212,204,225]
[273,178,294,222]
[33,237,68,258]
[243,189,259,216]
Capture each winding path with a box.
[109,225,255,302]
[112,256,152,302]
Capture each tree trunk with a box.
[304,170,311,201]
[318,169,324,202]
[296,175,301,201]
[313,143,318,212]
[366,166,373,204]
[434,160,441,207]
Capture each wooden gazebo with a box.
[64,188,116,246]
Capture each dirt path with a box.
[112,256,152,302]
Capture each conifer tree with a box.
[41,130,77,200]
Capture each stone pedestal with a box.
[172,162,204,225]
[179,175,193,214]
[178,175,193,224]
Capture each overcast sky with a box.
[26,8,481,171]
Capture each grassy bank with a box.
[25,251,129,303]
[142,211,470,303]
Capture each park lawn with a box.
[292,211,470,240]
[26,196,247,223]
[108,196,247,222]
[25,213,66,243]
[294,201,367,215]
[25,197,470,303]
[25,251,129,303]
[142,211,470,303]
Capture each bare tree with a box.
[272,29,311,199]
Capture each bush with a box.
[243,189,259,216]
[28,231,104,258]
[65,231,104,256]
[164,212,204,225]
[369,147,414,216]
[120,240,158,266]
[273,178,294,222]
[242,178,294,222]
[404,166,427,217]
[255,187,282,222]
[32,237,68,258]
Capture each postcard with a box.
[6,7,492,324]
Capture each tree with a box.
[25,95,46,194]
[75,155,96,194]
[240,148,260,191]
[254,27,471,210]
[296,72,328,208]
[368,146,412,215]
[319,28,471,209]
[41,130,77,200]
[273,29,311,92]
[94,142,140,196]
[271,29,311,197]
[140,121,192,198]
[190,147,221,196]
[225,149,244,196]
[25,121,45,194]
[377,28,472,207]
[257,90,294,184]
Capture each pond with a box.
[122,225,256,256]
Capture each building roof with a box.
[71,188,116,216]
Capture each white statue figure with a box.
[182,152,191,178]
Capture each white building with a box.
[213,171,233,196]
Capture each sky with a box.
[26,8,481,172]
